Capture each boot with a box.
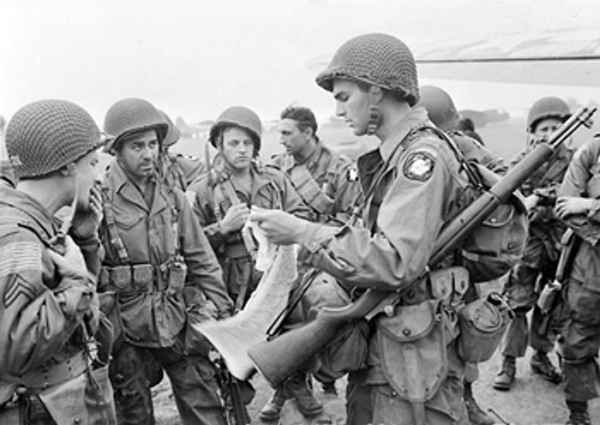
[286,372,324,417]
[258,385,288,422]
[566,401,591,425]
[493,355,516,391]
[531,351,562,384]
[463,382,494,425]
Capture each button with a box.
[403,328,411,336]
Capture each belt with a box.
[99,264,168,293]
[17,351,88,390]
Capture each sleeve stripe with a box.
[0,242,42,276]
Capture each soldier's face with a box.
[528,117,563,147]
[278,119,309,156]
[116,130,159,183]
[220,127,254,172]
[332,79,370,136]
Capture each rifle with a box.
[247,107,597,387]
[212,353,251,425]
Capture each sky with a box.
[2,0,600,125]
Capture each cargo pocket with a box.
[377,299,447,403]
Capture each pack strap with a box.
[100,184,130,263]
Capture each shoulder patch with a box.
[403,150,436,182]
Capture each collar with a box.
[379,107,432,162]
[107,159,158,193]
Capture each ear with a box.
[59,163,77,176]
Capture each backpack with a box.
[432,127,529,283]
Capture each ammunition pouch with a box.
[99,261,186,295]
[429,266,469,306]
[456,292,513,363]
[377,299,447,403]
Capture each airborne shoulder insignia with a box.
[403,150,436,182]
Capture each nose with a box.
[335,101,345,118]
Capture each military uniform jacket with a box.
[189,164,313,306]
[271,142,361,224]
[300,108,470,291]
[99,160,232,348]
[558,136,600,292]
[189,163,313,250]
[0,187,94,384]
[162,152,206,191]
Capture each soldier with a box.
[457,118,484,145]
[0,99,116,424]
[417,84,504,425]
[417,85,506,174]
[493,97,572,391]
[251,33,485,425]
[272,105,360,224]
[555,137,600,425]
[157,109,206,191]
[99,98,233,425]
[0,115,16,187]
[187,105,322,421]
[272,105,363,398]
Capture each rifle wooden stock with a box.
[248,107,596,386]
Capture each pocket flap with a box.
[378,300,439,342]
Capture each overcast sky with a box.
[2,0,600,124]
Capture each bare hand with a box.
[71,185,103,239]
[48,235,89,277]
[220,203,250,234]
[555,197,596,219]
[249,207,308,245]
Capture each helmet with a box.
[6,99,101,179]
[209,106,262,152]
[316,33,419,106]
[527,97,570,132]
[417,86,460,131]
[103,98,168,152]
[157,109,181,148]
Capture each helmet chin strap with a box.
[53,170,80,253]
[367,86,382,135]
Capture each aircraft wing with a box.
[415,29,600,86]
[308,29,600,87]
